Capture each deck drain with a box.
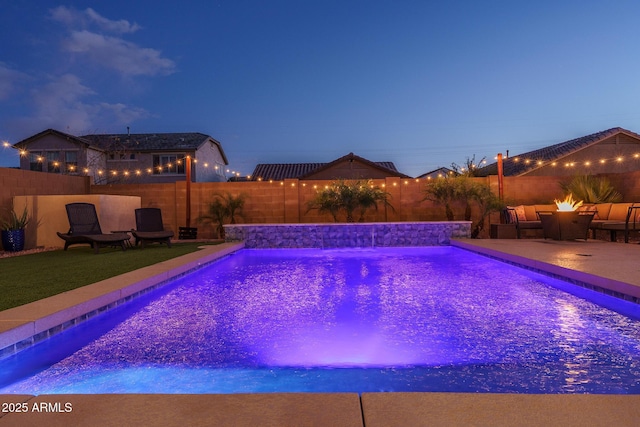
[576,253,592,256]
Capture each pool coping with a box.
[451,238,640,302]
[0,242,245,359]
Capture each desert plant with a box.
[0,205,30,231]
[559,175,622,203]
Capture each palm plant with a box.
[453,176,475,221]
[559,175,622,203]
[197,198,227,238]
[423,177,456,220]
[468,182,505,238]
[306,185,341,221]
[307,179,393,222]
[220,192,247,224]
[197,192,247,238]
[356,181,394,222]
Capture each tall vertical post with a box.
[185,155,191,228]
[497,153,504,201]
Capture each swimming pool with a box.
[1,246,640,394]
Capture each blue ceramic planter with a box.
[1,229,25,252]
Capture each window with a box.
[108,152,136,161]
[46,151,60,173]
[153,154,185,174]
[29,152,43,172]
[65,151,78,172]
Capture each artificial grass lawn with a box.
[0,242,220,311]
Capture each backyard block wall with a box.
[4,165,640,248]
[89,171,640,240]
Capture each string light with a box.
[4,140,640,182]
[0,143,244,180]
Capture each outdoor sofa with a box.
[503,202,640,242]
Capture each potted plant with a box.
[1,205,31,252]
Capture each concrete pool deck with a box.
[1,239,640,426]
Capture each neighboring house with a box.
[250,152,411,181]
[475,127,640,177]
[416,167,457,180]
[13,129,229,184]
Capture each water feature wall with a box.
[223,222,471,248]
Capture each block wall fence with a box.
[3,167,640,243]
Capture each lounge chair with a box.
[131,208,174,248]
[57,203,130,254]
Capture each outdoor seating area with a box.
[57,203,173,254]
[503,203,640,242]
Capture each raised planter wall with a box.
[224,222,471,248]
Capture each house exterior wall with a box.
[524,134,640,176]
[17,134,91,174]
[100,151,196,184]
[195,141,227,182]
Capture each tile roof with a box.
[79,132,216,152]
[251,152,409,180]
[474,127,640,176]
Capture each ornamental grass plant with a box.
[0,242,219,311]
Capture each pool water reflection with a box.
[1,247,640,394]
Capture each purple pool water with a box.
[1,246,640,394]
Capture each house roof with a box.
[14,129,228,164]
[416,167,457,179]
[251,152,410,181]
[474,127,640,177]
[13,128,99,151]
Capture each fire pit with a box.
[538,195,594,240]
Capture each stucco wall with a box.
[13,194,141,249]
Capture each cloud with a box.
[50,6,175,77]
[30,74,96,131]
[64,30,175,76]
[0,63,29,100]
[99,102,151,124]
[50,6,141,34]
[85,8,142,34]
[27,74,149,134]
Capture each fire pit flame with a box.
[555,194,583,212]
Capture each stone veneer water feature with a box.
[223,222,471,248]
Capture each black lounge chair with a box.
[56,203,130,254]
[131,208,174,248]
